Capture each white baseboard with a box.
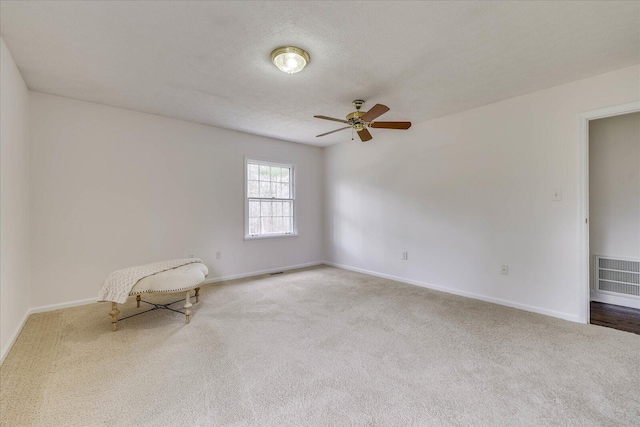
[324,261,580,323]
[29,297,98,314]
[0,309,31,366]
[27,261,324,316]
[591,291,640,309]
[203,261,324,285]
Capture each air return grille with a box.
[595,256,640,298]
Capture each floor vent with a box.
[596,256,640,298]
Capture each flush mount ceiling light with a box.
[270,46,310,74]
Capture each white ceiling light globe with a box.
[270,46,310,74]
[285,56,298,70]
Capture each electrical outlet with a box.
[402,251,408,261]
[500,265,509,275]
[216,251,222,260]
[188,254,194,259]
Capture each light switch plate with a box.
[553,188,562,201]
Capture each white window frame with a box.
[244,157,298,240]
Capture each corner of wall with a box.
[0,37,32,365]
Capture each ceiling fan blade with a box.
[316,126,351,137]
[361,104,390,122]
[370,121,412,129]
[314,115,349,124]
[357,128,373,142]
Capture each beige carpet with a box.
[1,265,639,426]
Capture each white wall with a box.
[1,38,31,360]
[589,112,640,299]
[29,92,324,308]
[324,65,640,322]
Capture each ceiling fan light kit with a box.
[314,100,412,142]
[270,46,310,74]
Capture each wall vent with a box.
[595,256,640,298]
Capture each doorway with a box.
[579,104,640,333]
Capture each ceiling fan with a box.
[314,100,411,142]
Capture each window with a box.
[245,159,296,239]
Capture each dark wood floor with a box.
[590,301,640,335]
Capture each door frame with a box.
[577,101,640,324]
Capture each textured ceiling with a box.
[1,1,639,146]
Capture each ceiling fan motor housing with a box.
[346,112,367,130]
[346,110,366,122]
[349,100,367,128]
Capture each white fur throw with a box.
[98,258,203,304]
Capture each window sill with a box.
[244,233,299,241]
